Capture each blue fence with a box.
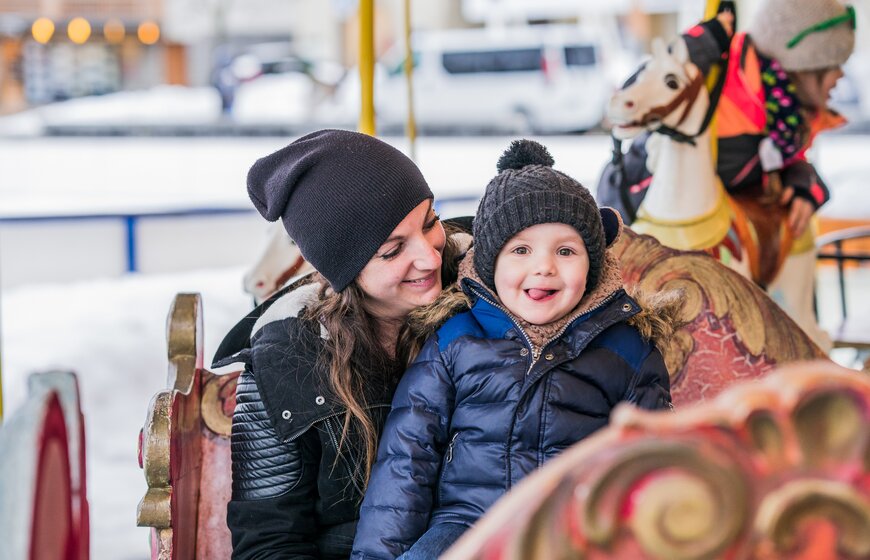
[0,196,481,274]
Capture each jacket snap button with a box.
[315,396,326,405]
[520,348,529,356]
[282,410,292,420]
[545,353,555,361]
[622,303,632,312]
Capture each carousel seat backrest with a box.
[442,360,870,560]
[614,228,823,406]
[136,230,825,559]
[0,370,89,560]
[137,293,236,559]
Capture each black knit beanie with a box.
[247,129,433,292]
[473,139,619,294]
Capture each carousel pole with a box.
[358,0,376,135]
[704,0,727,162]
[403,0,417,161]
[0,263,4,421]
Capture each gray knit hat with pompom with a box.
[472,139,620,295]
[749,0,855,71]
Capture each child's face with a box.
[493,223,589,326]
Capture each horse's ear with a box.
[651,37,668,60]
[671,37,690,66]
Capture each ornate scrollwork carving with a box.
[612,229,823,405]
[201,372,238,438]
[443,361,870,560]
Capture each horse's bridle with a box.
[273,254,307,291]
[634,70,707,145]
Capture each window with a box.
[564,45,597,67]
[441,48,543,74]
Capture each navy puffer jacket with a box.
[352,256,671,559]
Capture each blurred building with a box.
[0,0,699,115]
[0,0,172,112]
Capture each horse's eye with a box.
[664,74,680,90]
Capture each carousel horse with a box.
[607,37,829,350]
[243,222,314,304]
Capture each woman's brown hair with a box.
[304,221,466,489]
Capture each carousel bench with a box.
[136,229,824,559]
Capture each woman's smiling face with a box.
[356,199,445,322]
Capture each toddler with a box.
[352,139,672,560]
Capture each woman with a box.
[598,0,855,239]
[211,129,469,559]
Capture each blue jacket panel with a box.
[352,288,671,559]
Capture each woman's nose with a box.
[414,237,443,270]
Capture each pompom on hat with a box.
[472,139,620,295]
[749,0,856,71]
[246,129,433,292]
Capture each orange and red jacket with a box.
[692,25,844,208]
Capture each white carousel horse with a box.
[607,37,830,350]
[243,222,315,304]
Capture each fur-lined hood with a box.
[406,247,683,350]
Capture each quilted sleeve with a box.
[227,369,320,560]
[625,348,673,411]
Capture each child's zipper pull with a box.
[446,431,459,463]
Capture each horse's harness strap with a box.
[639,71,705,129]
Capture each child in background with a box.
[352,139,673,560]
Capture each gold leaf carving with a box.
[755,480,870,557]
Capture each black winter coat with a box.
[351,263,671,559]
[214,281,395,560]
[212,217,474,560]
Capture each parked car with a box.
[328,24,616,134]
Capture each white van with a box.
[373,24,614,134]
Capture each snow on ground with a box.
[0,86,223,136]
[2,267,252,560]
[2,133,870,558]
[0,135,612,217]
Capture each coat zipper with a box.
[468,285,538,374]
[445,431,460,463]
[469,285,624,376]
[537,290,623,357]
[466,284,630,490]
[325,416,341,452]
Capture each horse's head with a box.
[243,223,313,304]
[608,37,708,141]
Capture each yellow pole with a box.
[403,0,417,161]
[358,0,376,135]
[0,288,4,421]
[704,0,723,163]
